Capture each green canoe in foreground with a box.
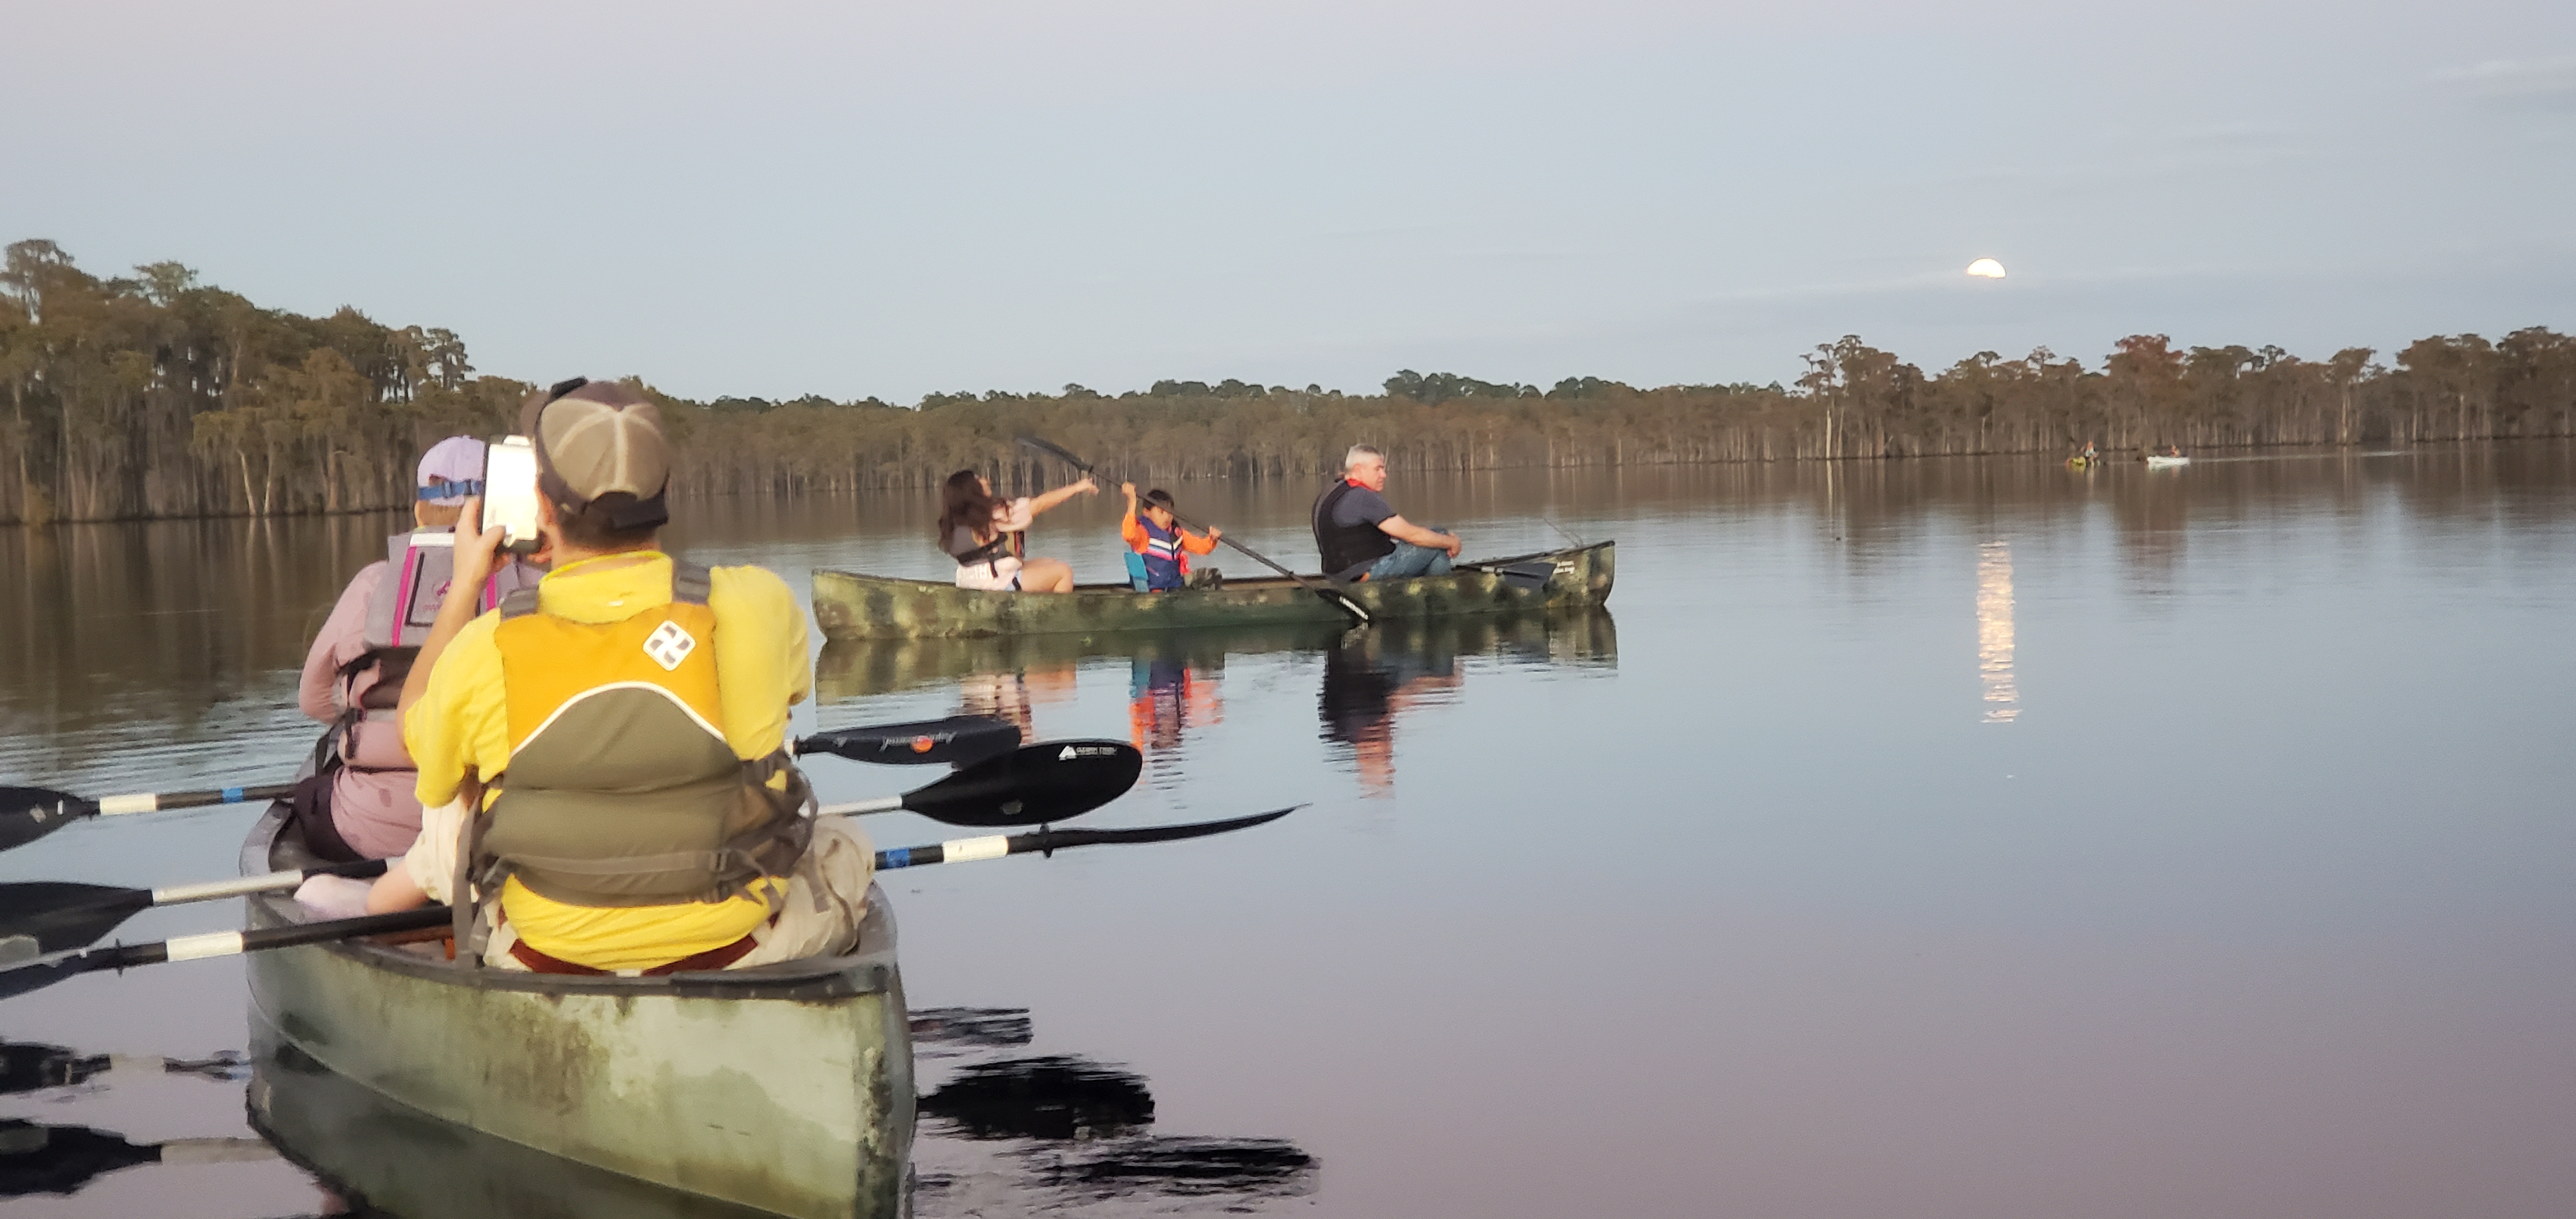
[241,802,914,1219]
[813,540,1615,640]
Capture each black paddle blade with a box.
[1025,806,1297,852]
[0,789,91,854]
[799,716,1021,767]
[0,958,92,1003]
[0,884,150,962]
[904,742,1142,827]
[1496,560,1556,592]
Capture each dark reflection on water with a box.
[921,1055,1158,1140]
[3,1119,176,1200]
[910,1011,1317,1215]
[908,1006,1036,1055]
[818,610,1619,796]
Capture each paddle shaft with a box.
[155,859,386,905]
[84,905,454,973]
[1015,436,1370,624]
[8,811,1288,988]
[872,808,1295,870]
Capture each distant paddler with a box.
[939,469,1098,593]
[1119,482,1220,591]
[1313,445,1461,582]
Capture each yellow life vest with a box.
[470,561,811,908]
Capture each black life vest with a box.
[944,514,1026,575]
[1313,481,1396,580]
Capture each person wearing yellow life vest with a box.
[347,379,871,975]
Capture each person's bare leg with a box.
[1020,557,1076,592]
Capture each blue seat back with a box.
[1123,549,1151,591]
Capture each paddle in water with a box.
[0,859,390,966]
[1015,434,1372,625]
[0,783,296,854]
[821,740,1140,826]
[0,804,1294,999]
[873,806,1299,871]
[0,741,1139,961]
[0,716,1032,857]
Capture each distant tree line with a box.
[4,238,2573,522]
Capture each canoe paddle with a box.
[0,783,296,854]
[820,740,1141,827]
[873,806,1298,871]
[0,716,1029,855]
[0,805,1293,999]
[1015,434,1372,625]
[0,742,1139,961]
[0,859,388,965]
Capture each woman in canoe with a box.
[938,468,1098,592]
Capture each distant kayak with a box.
[2146,455,2192,469]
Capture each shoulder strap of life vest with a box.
[500,555,705,619]
[1313,481,1353,543]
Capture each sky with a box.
[11,1,2574,402]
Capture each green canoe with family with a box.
[813,444,1617,640]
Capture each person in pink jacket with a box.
[294,437,536,859]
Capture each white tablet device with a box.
[481,435,545,555]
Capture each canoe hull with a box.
[813,541,1614,640]
[241,808,914,1219]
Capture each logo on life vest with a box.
[641,621,697,671]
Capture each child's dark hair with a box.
[1142,489,1176,512]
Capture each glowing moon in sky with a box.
[1966,258,2007,279]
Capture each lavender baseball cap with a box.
[415,436,488,504]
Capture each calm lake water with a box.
[4,448,2573,1218]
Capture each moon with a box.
[1966,258,2007,279]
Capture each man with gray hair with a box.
[1312,444,1462,582]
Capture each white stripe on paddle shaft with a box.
[162,931,247,963]
[943,834,1009,862]
[152,871,305,904]
[98,793,160,815]
[816,795,904,817]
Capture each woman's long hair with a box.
[937,470,999,546]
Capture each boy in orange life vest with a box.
[1119,482,1220,592]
